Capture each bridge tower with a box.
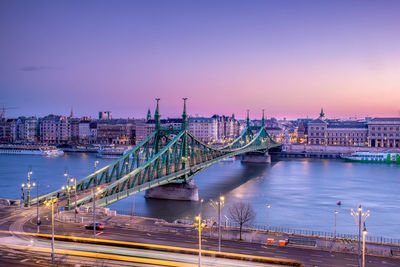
[145,97,199,201]
[241,110,272,163]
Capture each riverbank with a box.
[273,144,400,159]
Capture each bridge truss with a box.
[32,101,280,208]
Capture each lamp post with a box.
[362,226,367,267]
[218,195,224,252]
[21,170,34,207]
[266,204,271,231]
[92,186,101,237]
[194,214,205,267]
[334,210,338,239]
[36,182,40,233]
[64,170,71,209]
[70,177,77,222]
[351,205,370,267]
[44,196,57,264]
[94,160,99,172]
[93,187,96,237]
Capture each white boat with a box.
[221,157,235,162]
[96,146,130,159]
[341,151,400,163]
[0,145,64,157]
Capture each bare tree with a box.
[227,202,255,240]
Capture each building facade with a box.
[39,115,70,144]
[367,118,400,148]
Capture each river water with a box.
[1,153,399,239]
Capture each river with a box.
[1,153,399,239]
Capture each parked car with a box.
[85,222,105,230]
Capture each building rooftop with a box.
[368,117,400,122]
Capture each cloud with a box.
[20,66,58,71]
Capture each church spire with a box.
[1,106,5,120]
[319,108,325,119]
[69,107,74,118]
[146,108,151,121]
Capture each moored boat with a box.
[341,151,400,163]
[0,145,64,157]
[96,146,131,159]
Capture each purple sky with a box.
[1,0,400,120]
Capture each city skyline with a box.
[1,0,400,119]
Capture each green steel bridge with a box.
[32,99,281,209]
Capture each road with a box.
[20,207,400,267]
[2,204,400,267]
[0,206,284,266]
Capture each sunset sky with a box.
[1,0,400,119]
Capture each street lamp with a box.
[125,161,129,174]
[36,182,40,233]
[194,214,206,267]
[92,186,101,237]
[44,196,57,264]
[70,177,77,222]
[64,170,71,209]
[362,226,367,267]
[334,210,338,239]
[94,160,99,188]
[218,195,224,252]
[266,204,271,231]
[94,160,99,172]
[21,170,35,207]
[351,205,370,267]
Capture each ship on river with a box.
[0,145,64,157]
[342,151,400,163]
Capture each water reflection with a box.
[1,154,400,238]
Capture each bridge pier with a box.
[241,151,271,163]
[144,179,199,201]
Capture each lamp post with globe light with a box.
[21,170,35,207]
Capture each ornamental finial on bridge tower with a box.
[246,110,250,128]
[155,98,161,130]
[262,109,265,126]
[182,98,188,130]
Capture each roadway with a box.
[2,205,400,267]
[0,207,286,266]
[18,207,400,267]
